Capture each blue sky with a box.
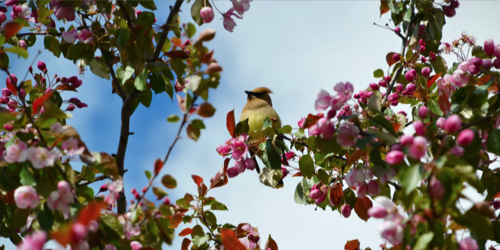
[3,1,500,249]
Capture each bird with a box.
[240,87,282,174]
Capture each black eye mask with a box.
[245,91,264,98]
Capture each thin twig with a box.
[387,180,402,190]
[102,50,127,102]
[150,0,184,63]
[77,169,129,187]
[16,32,62,37]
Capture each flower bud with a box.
[444,114,462,134]
[484,39,495,57]
[430,178,445,199]
[37,61,47,71]
[99,184,108,192]
[471,57,482,67]
[227,167,239,178]
[442,6,456,17]
[418,106,429,119]
[394,27,400,34]
[0,97,8,104]
[405,71,415,82]
[406,83,416,92]
[395,83,404,93]
[494,44,500,59]
[72,223,87,243]
[481,59,492,71]
[326,109,337,119]
[163,197,171,205]
[386,150,404,165]
[131,188,137,194]
[390,100,398,106]
[457,129,474,146]
[419,45,426,52]
[468,64,480,75]
[66,104,76,111]
[3,123,13,131]
[29,66,33,74]
[2,88,12,97]
[245,158,256,171]
[19,40,27,49]
[200,7,215,23]
[398,110,407,116]
[391,144,402,151]
[378,80,387,88]
[341,204,351,218]
[369,83,379,91]
[19,89,25,99]
[384,76,391,82]
[356,184,368,198]
[0,12,6,24]
[421,67,431,78]
[494,59,500,69]
[491,200,500,210]
[392,54,400,62]
[414,121,426,136]
[388,93,399,102]
[281,166,288,179]
[367,180,380,196]
[368,206,388,218]
[134,193,140,200]
[400,134,413,146]
[87,220,99,233]
[436,117,446,129]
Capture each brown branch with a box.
[16,32,62,37]
[77,169,128,187]
[150,0,184,63]
[387,180,402,190]
[383,3,415,103]
[103,54,127,102]
[460,115,493,131]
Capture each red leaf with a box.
[210,158,231,189]
[292,172,303,177]
[181,238,191,250]
[427,73,441,89]
[476,75,492,86]
[392,122,402,133]
[2,189,16,204]
[165,50,190,59]
[302,113,322,129]
[6,79,18,95]
[178,228,193,237]
[221,228,247,250]
[345,239,361,250]
[438,93,451,115]
[33,92,53,114]
[226,110,236,138]
[495,192,500,199]
[77,201,106,226]
[51,224,73,247]
[329,183,343,207]
[171,37,183,48]
[192,175,203,187]
[196,102,216,118]
[380,0,389,17]
[199,183,208,197]
[4,19,23,39]
[55,83,78,92]
[386,52,398,66]
[154,159,163,175]
[347,150,366,167]
[264,234,279,250]
[354,197,373,221]
[169,214,183,229]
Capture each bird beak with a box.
[245,90,253,98]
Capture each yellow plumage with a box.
[240,87,281,140]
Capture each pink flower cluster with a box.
[310,183,327,204]
[14,185,40,209]
[103,179,124,205]
[315,81,353,116]
[17,231,46,250]
[368,197,406,245]
[47,181,75,218]
[345,168,384,198]
[51,0,76,21]
[4,141,63,169]
[216,134,257,178]
[61,29,93,44]
[222,0,252,32]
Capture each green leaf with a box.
[471,45,489,59]
[191,0,211,26]
[134,70,148,91]
[38,203,54,231]
[193,235,210,247]
[316,168,330,184]
[162,175,177,189]
[373,69,384,78]
[116,65,134,85]
[487,129,500,155]
[81,165,95,182]
[294,180,307,205]
[236,118,249,136]
[370,115,397,136]
[211,202,228,211]
[0,35,5,47]
[343,188,357,208]
[204,210,217,226]
[403,6,412,23]
[414,232,434,250]
[5,47,28,59]
[161,74,174,100]
[12,208,30,229]
[430,55,448,76]
[259,167,283,189]
[261,117,273,131]
[19,166,35,186]
[44,36,61,57]
[136,11,156,27]
[367,128,398,145]
[101,215,124,240]
[140,87,153,107]
[185,23,197,38]
[170,58,186,85]
[116,28,131,51]
[150,72,166,94]
[261,140,282,170]
[299,155,315,179]
[399,164,423,195]
[139,0,157,10]
[89,59,110,80]
[167,114,180,123]
[368,91,382,113]
[191,119,205,130]
[277,125,292,134]
[474,75,495,95]
[145,170,152,180]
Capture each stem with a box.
[76,169,128,187]
[383,2,415,102]
[150,0,184,63]
[102,51,127,101]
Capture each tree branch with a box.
[150,0,184,63]
[117,0,134,27]
[77,169,128,187]
[103,56,127,102]
[383,3,415,102]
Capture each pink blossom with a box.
[17,231,46,250]
[330,95,344,111]
[345,168,367,188]
[200,7,214,23]
[24,147,62,169]
[4,141,28,163]
[356,183,368,198]
[457,129,474,146]
[444,114,462,134]
[130,241,143,250]
[341,204,351,218]
[235,159,246,174]
[223,8,242,32]
[386,150,404,165]
[14,186,40,209]
[310,183,326,204]
[77,30,93,44]
[216,144,231,156]
[436,74,457,97]
[232,0,251,15]
[315,89,331,111]
[334,81,354,101]
[285,151,296,160]
[418,106,429,119]
[458,237,478,250]
[452,146,465,157]
[103,244,117,250]
[61,29,77,44]
[308,117,334,140]
[380,221,404,245]
[47,181,74,218]
[436,117,446,129]
[379,169,396,185]
[104,179,123,205]
[53,4,75,21]
[231,140,248,161]
[367,180,380,196]
[414,120,426,136]
[408,136,427,159]
[336,122,359,148]
[429,178,445,199]
[281,166,288,178]
[245,158,255,171]
[368,206,388,218]
[452,70,469,87]
[62,137,85,156]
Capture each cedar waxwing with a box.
[240,87,282,174]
